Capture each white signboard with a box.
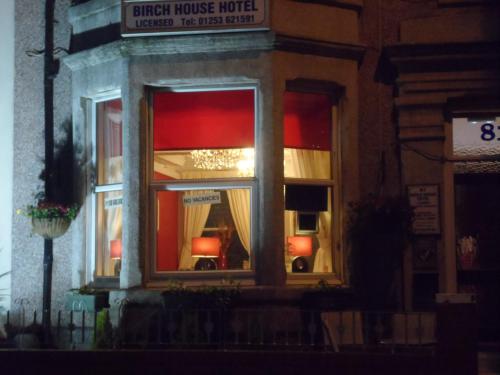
[122,0,269,36]
[104,196,123,209]
[408,185,440,235]
[183,192,221,206]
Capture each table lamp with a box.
[287,236,312,273]
[192,237,220,270]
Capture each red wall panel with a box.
[284,91,331,150]
[155,172,179,271]
[154,90,255,150]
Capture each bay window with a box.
[149,86,256,277]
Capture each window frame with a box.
[442,108,500,294]
[145,83,259,284]
[86,90,123,285]
[283,85,344,285]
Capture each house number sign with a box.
[408,185,441,235]
[476,121,500,142]
[453,118,500,157]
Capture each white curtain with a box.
[177,171,216,270]
[101,104,123,275]
[227,189,251,253]
[178,190,212,270]
[101,153,123,276]
[313,211,332,272]
[104,198,122,275]
[286,148,332,273]
[286,149,330,179]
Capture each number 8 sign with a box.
[453,118,500,157]
[480,122,499,142]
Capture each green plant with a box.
[74,284,100,295]
[17,202,78,220]
[94,309,113,349]
[160,282,241,345]
[162,282,241,310]
[347,195,413,309]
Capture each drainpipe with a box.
[42,0,56,347]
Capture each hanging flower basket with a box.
[31,217,71,239]
[18,201,78,240]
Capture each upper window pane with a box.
[284,91,332,179]
[153,90,255,179]
[96,99,123,185]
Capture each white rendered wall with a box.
[0,0,14,313]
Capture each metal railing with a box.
[1,301,437,352]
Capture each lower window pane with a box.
[96,190,122,277]
[156,188,251,272]
[284,187,333,273]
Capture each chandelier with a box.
[191,148,255,175]
[191,149,243,170]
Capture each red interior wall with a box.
[284,91,331,150]
[155,172,179,271]
[154,90,255,150]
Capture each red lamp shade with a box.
[191,237,221,258]
[287,236,312,257]
[110,239,122,259]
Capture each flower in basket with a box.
[17,201,79,239]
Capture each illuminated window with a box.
[150,87,256,275]
[93,98,123,278]
[283,90,338,276]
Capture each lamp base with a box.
[194,258,217,271]
[292,256,308,273]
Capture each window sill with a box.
[146,270,256,288]
[286,273,344,286]
[90,277,120,290]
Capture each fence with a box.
[1,301,437,353]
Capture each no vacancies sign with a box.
[122,0,269,36]
[183,192,221,206]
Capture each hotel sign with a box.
[121,0,269,36]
